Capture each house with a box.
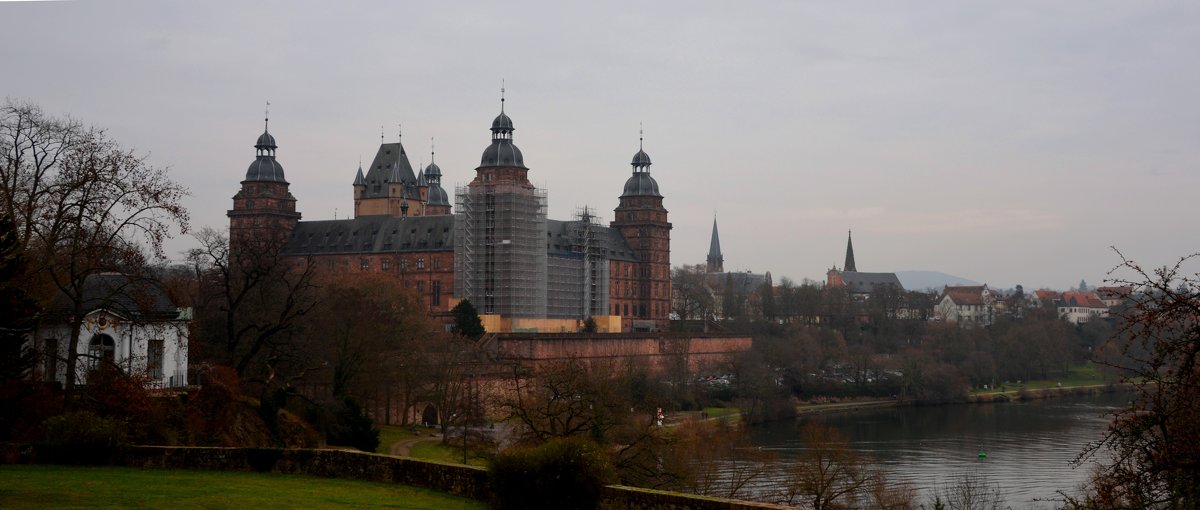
[1057,291,1109,325]
[935,285,995,327]
[35,273,190,388]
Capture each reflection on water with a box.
[745,393,1128,508]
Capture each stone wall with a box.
[600,486,799,510]
[490,333,752,373]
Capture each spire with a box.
[353,161,365,186]
[631,123,652,171]
[844,230,857,272]
[707,214,724,273]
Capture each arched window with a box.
[88,334,115,368]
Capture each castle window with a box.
[400,258,409,271]
[382,259,391,271]
[417,257,425,269]
[432,281,441,305]
[417,281,425,292]
[360,259,369,270]
[433,257,441,270]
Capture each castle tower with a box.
[353,127,424,218]
[611,130,671,331]
[844,230,857,272]
[453,94,548,317]
[228,112,300,250]
[706,215,724,273]
[423,145,452,216]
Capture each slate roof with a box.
[360,142,418,198]
[285,216,641,262]
[284,215,454,255]
[707,271,768,292]
[51,273,180,321]
[546,219,639,261]
[840,271,902,294]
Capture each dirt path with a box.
[388,436,441,457]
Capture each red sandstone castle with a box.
[229,99,671,332]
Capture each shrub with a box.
[324,397,380,453]
[40,410,129,464]
[488,437,614,510]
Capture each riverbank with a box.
[782,381,1134,419]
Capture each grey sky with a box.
[3,1,1196,290]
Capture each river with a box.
[744,393,1128,508]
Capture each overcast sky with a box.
[3,1,1196,290]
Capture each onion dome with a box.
[491,111,514,132]
[245,117,287,183]
[621,172,661,197]
[425,161,443,181]
[479,101,527,168]
[621,134,660,197]
[631,148,652,168]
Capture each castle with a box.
[228,98,671,332]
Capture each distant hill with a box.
[895,271,980,291]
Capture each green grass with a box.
[409,438,489,467]
[0,464,484,509]
[701,406,740,419]
[969,362,1109,395]
[375,424,421,454]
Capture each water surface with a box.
[746,393,1127,508]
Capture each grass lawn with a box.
[969,362,1111,395]
[409,438,489,467]
[0,464,484,510]
[375,424,421,454]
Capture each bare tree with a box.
[1,100,189,391]
[187,227,315,380]
[1068,251,1200,508]
[671,264,715,320]
[781,422,875,510]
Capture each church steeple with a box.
[707,214,724,273]
[844,230,857,272]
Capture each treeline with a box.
[708,282,1120,420]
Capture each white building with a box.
[935,285,996,327]
[35,273,189,388]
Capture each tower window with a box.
[417,257,425,269]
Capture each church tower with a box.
[844,230,857,272]
[228,112,300,249]
[707,215,724,273]
[453,94,548,317]
[611,131,671,331]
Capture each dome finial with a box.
[431,137,436,163]
[500,78,506,113]
[264,100,270,131]
[639,121,644,150]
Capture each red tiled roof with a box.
[1061,291,1107,309]
[1033,290,1060,300]
[943,285,987,305]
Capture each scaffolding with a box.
[454,182,547,318]
[571,206,609,318]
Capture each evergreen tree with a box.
[451,299,485,339]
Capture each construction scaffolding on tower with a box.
[454,182,547,318]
